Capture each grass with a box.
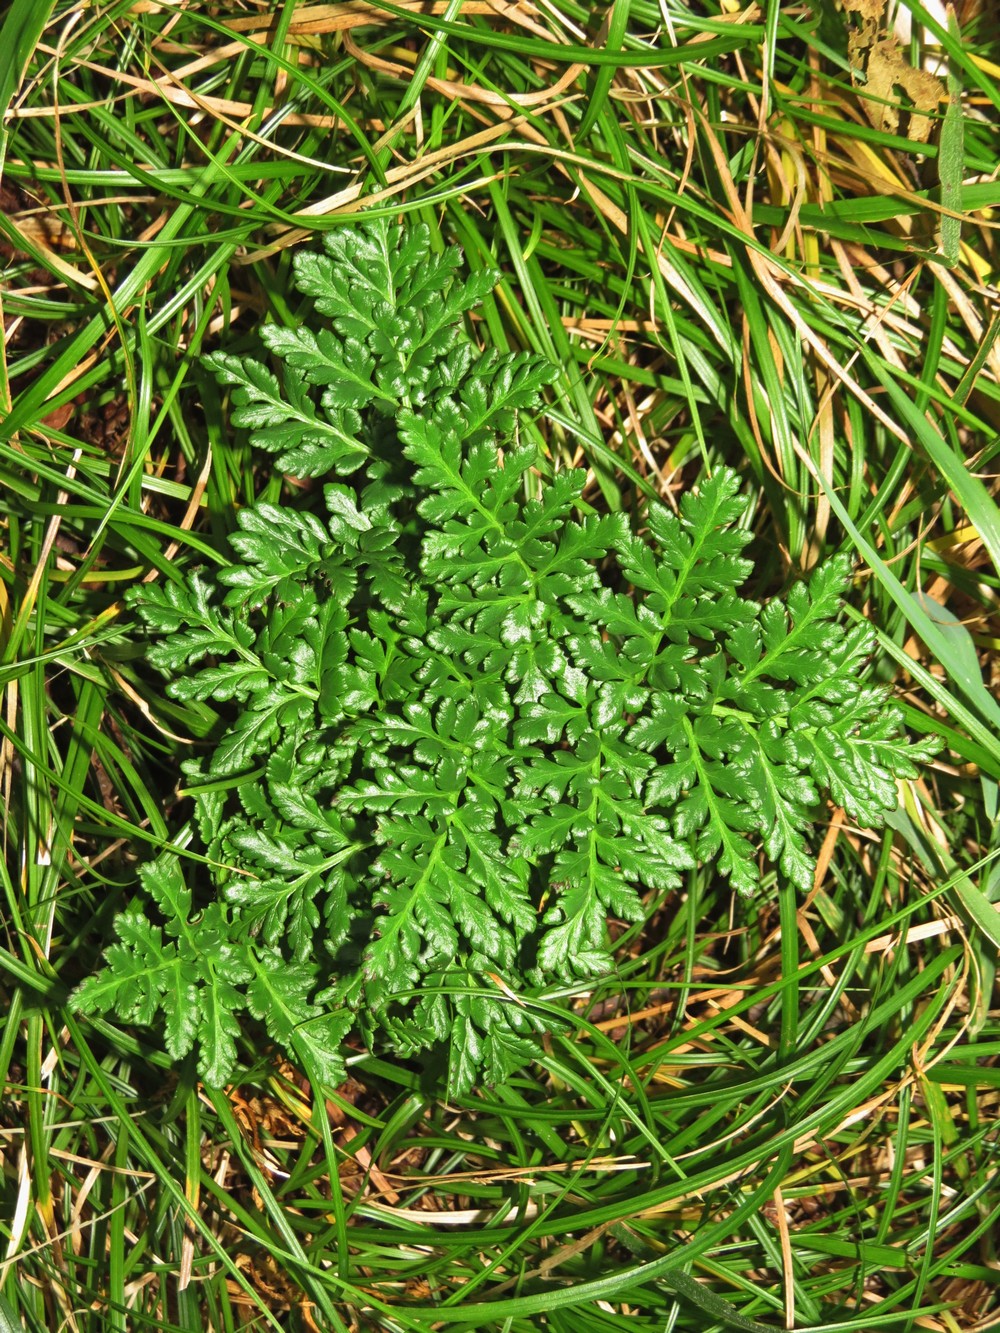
[1,0,999,1327]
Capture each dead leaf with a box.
[846,0,945,143]
[847,0,888,68]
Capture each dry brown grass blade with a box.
[341,27,586,107]
[694,110,910,443]
[213,0,548,38]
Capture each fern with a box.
[75,220,936,1094]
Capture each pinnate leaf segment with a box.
[75,222,933,1094]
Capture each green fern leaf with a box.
[77,219,936,1097]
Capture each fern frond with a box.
[78,219,935,1094]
